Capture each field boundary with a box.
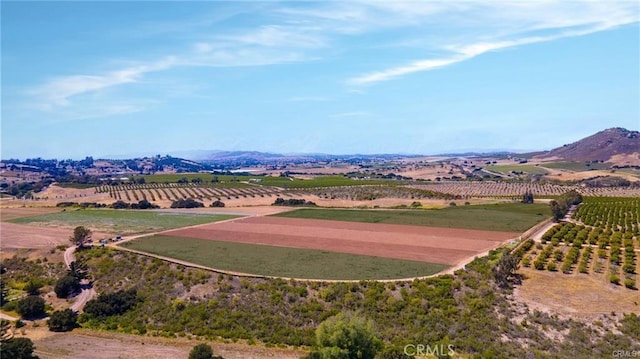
[114,242,456,283]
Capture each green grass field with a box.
[120,235,448,280]
[136,173,396,188]
[538,161,612,171]
[9,209,238,234]
[485,165,549,175]
[273,203,550,232]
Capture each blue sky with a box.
[2,1,639,160]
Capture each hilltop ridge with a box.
[535,127,639,163]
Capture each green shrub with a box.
[48,309,78,332]
[624,278,636,289]
[609,274,620,285]
[54,275,81,298]
[546,262,557,271]
[17,296,46,319]
[189,343,213,359]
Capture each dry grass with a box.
[515,267,640,319]
[20,327,306,359]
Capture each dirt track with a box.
[162,217,518,265]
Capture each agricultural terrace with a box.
[9,209,238,235]
[273,203,550,232]
[519,197,639,290]
[120,235,449,280]
[413,181,640,198]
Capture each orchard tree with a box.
[69,226,92,248]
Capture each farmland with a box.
[273,203,550,232]
[413,181,640,198]
[519,197,639,290]
[539,161,613,171]
[8,209,238,234]
[95,183,286,202]
[134,173,397,188]
[485,164,550,175]
[120,235,449,280]
[117,212,524,280]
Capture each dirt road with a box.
[64,246,94,312]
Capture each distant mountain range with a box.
[2,128,638,176]
[174,150,423,166]
[180,128,638,165]
[533,127,639,163]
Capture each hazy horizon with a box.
[2,1,639,160]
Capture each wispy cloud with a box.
[23,1,640,114]
[347,2,640,85]
[29,57,177,110]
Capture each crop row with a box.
[413,181,640,198]
[97,184,291,202]
[303,185,459,201]
[572,197,639,234]
[521,196,639,290]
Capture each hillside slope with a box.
[535,127,639,163]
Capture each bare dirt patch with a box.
[22,328,305,359]
[0,222,110,250]
[0,207,63,221]
[514,267,640,319]
[162,217,517,265]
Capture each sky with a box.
[2,1,639,160]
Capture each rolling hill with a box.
[534,127,639,163]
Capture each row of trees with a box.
[272,197,317,207]
[550,190,583,221]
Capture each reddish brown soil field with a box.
[162,217,519,265]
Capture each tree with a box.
[69,260,89,281]
[549,200,566,222]
[23,278,44,295]
[521,191,534,204]
[84,288,140,319]
[47,309,78,332]
[69,226,92,248]
[210,200,225,208]
[312,311,382,359]
[170,198,204,208]
[17,296,46,320]
[0,337,38,359]
[54,275,81,298]
[189,343,214,359]
[493,252,520,288]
